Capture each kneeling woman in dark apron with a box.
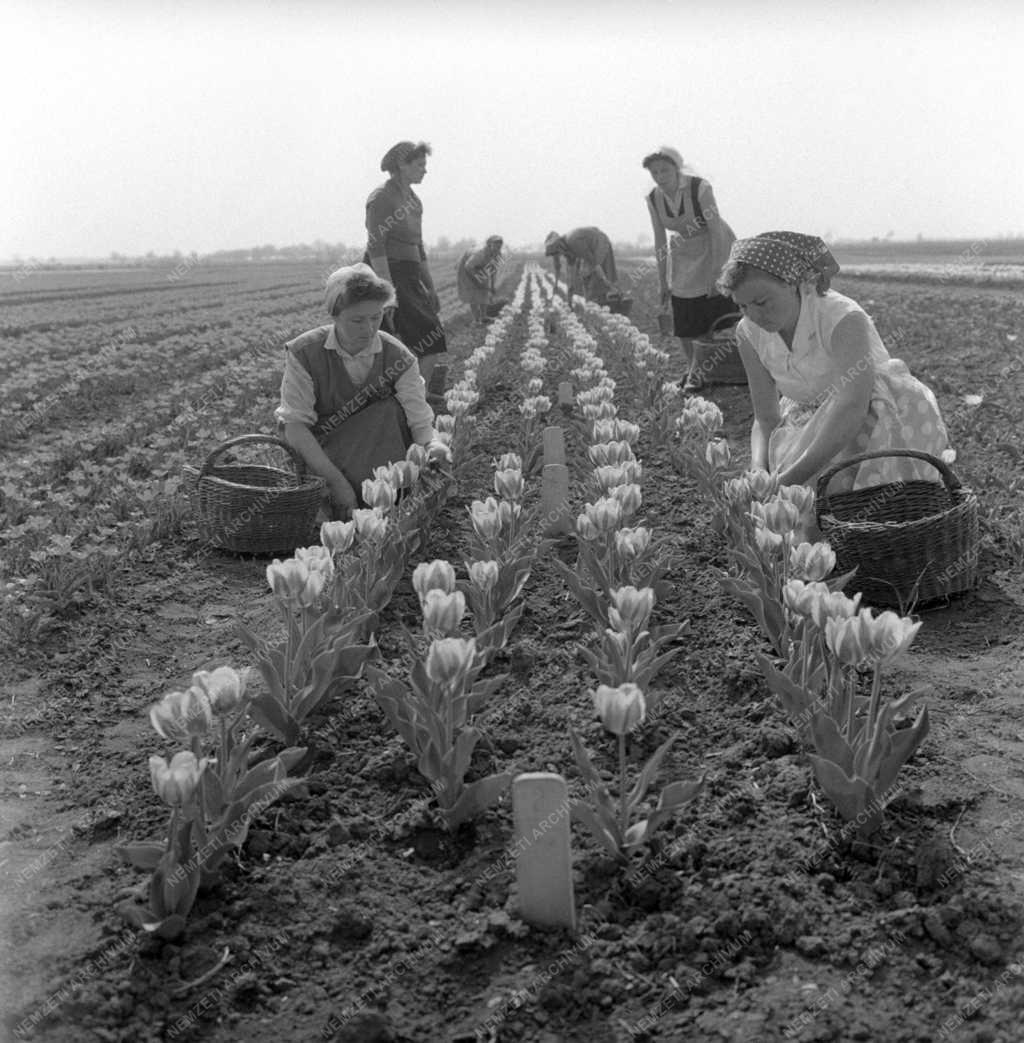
[275,264,436,519]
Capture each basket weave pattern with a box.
[692,312,747,386]
[816,449,979,609]
[183,435,325,555]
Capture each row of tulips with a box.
[367,448,539,829]
[527,301,705,861]
[116,446,456,938]
[672,396,930,839]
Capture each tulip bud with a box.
[603,628,631,658]
[266,557,311,602]
[469,498,503,540]
[753,526,784,555]
[825,613,871,667]
[295,545,335,582]
[705,439,732,469]
[361,478,397,512]
[789,541,836,582]
[527,377,543,394]
[434,414,457,434]
[495,452,522,472]
[760,497,801,536]
[352,508,388,542]
[613,421,640,446]
[191,666,247,715]
[150,752,207,806]
[576,513,599,540]
[320,520,356,555]
[494,468,525,502]
[614,526,652,560]
[810,589,862,630]
[467,559,500,592]
[778,484,816,517]
[388,460,420,490]
[593,465,629,494]
[412,559,457,603]
[782,579,830,619]
[608,586,655,633]
[581,496,623,534]
[746,469,779,501]
[406,443,428,467]
[610,483,642,516]
[592,683,646,735]
[425,637,477,690]
[150,686,213,741]
[865,610,922,667]
[422,588,466,636]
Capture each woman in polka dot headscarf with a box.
[717,231,951,492]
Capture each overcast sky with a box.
[3,0,1022,259]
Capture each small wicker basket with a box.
[183,434,325,555]
[816,449,980,610]
[692,312,747,386]
[605,292,634,317]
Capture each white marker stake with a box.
[542,426,566,467]
[513,773,576,930]
[557,381,574,414]
[541,463,572,536]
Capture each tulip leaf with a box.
[440,772,511,831]
[114,842,166,871]
[807,755,870,823]
[808,710,855,776]
[570,799,624,859]
[626,735,676,809]
[875,706,930,798]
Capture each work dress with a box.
[285,327,415,492]
[365,179,447,357]
[739,288,951,493]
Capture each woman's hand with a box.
[327,476,358,519]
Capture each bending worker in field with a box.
[275,264,436,519]
[720,231,951,492]
[456,235,506,324]
[544,226,618,305]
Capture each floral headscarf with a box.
[728,231,840,293]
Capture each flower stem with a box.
[618,731,628,844]
[867,667,883,737]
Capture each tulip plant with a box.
[116,667,306,938]
[237,545,375,745]
[718,483,845,656]
[367,635,511,831]
[757,591,929,838]
[578,586,687,714]
[569,683,704,861]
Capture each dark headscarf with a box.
[728,231,840,294]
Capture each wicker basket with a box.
[816,449,980,610]
[605,292,634,317]
[183,435,326,554]
[692,312,747,386]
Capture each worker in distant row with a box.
[456,235,506,324]
[544,226,618,305]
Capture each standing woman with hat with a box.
[365,141,447,390]
[718,231,951,492]
[642,147,737,391]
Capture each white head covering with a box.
[323,262,393,315]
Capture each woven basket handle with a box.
[706,312,742,336]
[199,434,308,480]
[816,449,960,508]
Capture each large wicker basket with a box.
[183,435,325,554]
[692,312,747,386]
[816,449,980,610]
